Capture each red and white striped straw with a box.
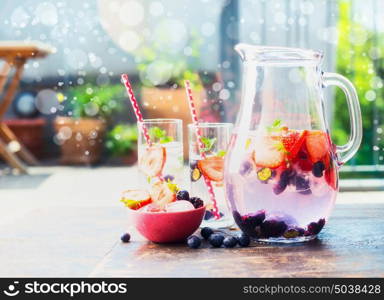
[184,80,220,220]
[121,74,152,146]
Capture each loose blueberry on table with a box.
[121,233,131,243]
[186,227,251,249]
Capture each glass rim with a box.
[188,122,233,129]
[140,118,182,124]
[235,44,323,66]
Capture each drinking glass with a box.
[188,123,233,229]
[138,119,184,188]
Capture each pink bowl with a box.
[128,206,206,243]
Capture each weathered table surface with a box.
[90,203,384,278]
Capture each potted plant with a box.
[136,33,205,158]
[105,123,138,165]
[54,84,123,165]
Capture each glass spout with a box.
[234,43,323,66]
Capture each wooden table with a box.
[91,202,384,277]
[0,41,53,173]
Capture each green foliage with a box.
[136,31,203,89]
[66,84,124,120]
[334,0,384,165]
[106,124,138,156]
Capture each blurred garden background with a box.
[0,0,383,179]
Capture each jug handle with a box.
[322,72,362,166]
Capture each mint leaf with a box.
[267,119,283,133]
[272,119,282,128]
[217,150,226,157]
[200,137,216,152]
[149,126,173,144]
[149,126,166,139]
[159,136,174,144]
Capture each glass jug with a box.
[224,44,362,243]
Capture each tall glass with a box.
[138,119,184,188]
[188,123,233,229]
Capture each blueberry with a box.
[237,233,250,247]
[120,233,131,243]
[208,234,224,247]
[307,218,326,235]
[261,220,287,238]
[190,160,198,170]
[295,176,312,195]
[223,236,238,248]
[312,161,325,177]
[176,190,189,200]
[239,160,253,176]
[201,227,214,240]
[189,197,204,209]
[187,235,201,249]
[163,174,175,182]
[204,210,213,220]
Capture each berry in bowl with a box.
[121,182,205,243]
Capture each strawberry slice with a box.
[149,181,176,208]
[197,156,224,182]
[325,167,337,190]
[121,189,151,210]
[252,136,285,168]
[305,130,329,163]
[282,130,307,160]
[139,145,166,177]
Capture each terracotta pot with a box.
[141,87,206,159]
[107,150,138,166]
[4,118,46,158]
[54,116,106,165]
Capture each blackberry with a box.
[261,220,288,238]
[189,197,204,209]
[176,190,189,201]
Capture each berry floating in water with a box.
[257,167,273,182]
[223,236,238,248]
[237,233,250,247]
[187,235,201,249]
[120,233,131,243]
[176,190,189,201]
[273,169,292,195]
[295,175,312,195]
[201,227,214,240]
[239,160,253,176]
[312,161,325,177]
[208,233,224,247]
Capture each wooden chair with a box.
[0,42,53,173]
